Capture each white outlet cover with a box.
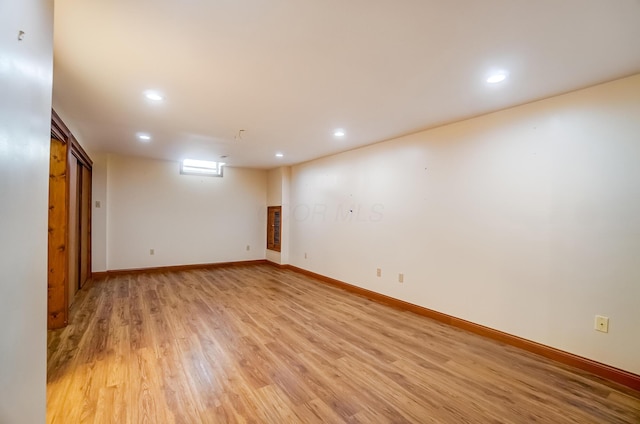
[595,315,609,333]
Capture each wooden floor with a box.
[47,265,640,423]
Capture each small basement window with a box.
[180,159,224,177]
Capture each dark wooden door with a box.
[267,206,281,252]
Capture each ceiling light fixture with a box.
[137,133,152,142]
[486,72,508,84]
[144,90,164,101]
[275,153,284,158]
[334,129,345,137]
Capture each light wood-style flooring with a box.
[47,265,640,423]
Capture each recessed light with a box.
[137,133,151,142]
[334,129,345,137]
[486,73,508,84]
[144,90,164,101]
[275,153,284,158]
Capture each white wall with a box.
[267,167,283,206]
[280,166,291,265]
[266,168,283,264]
[93,154,267,271]
[290,74,640,374]
[266,167,292,265]
[91,153,108,271]
[0,0,53,422]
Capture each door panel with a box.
[79,165,91,288]
[68,155,79,306]
[48,138,68,329]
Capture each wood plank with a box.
[285,263,640,392]
[47,265,640,423]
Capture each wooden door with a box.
[68,156,80,306]
[67,156,92,307]
[79,165,92,288]
[48,138,69,329]
[49,109,93,329]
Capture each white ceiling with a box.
[52,0,640,169]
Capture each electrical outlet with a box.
[150,249,155,255]
[376,268,381,277]
[95,200,101,208]
[304,252,307,259]
[246,245,250,251]
[595,315,609,333]
[398,273,404,283]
